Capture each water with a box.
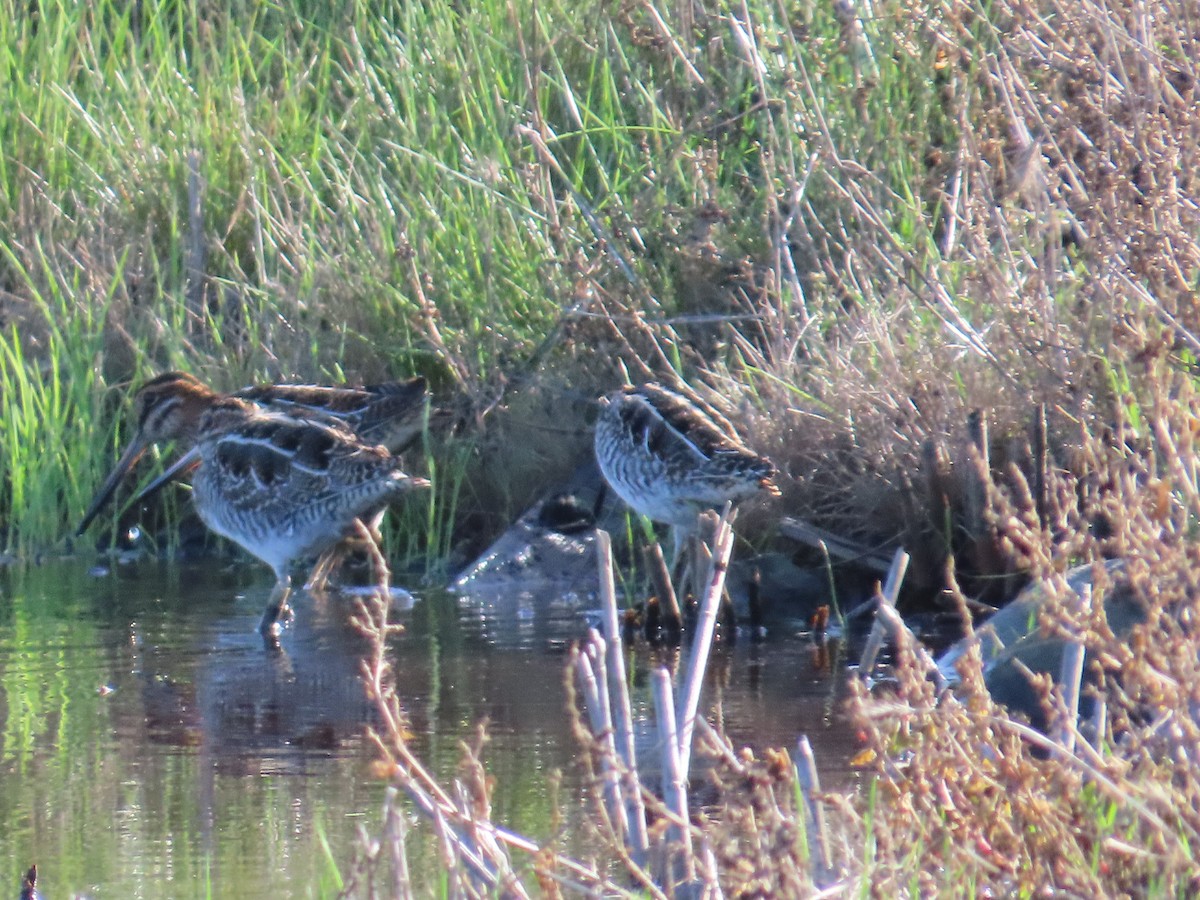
[0,559,858,898]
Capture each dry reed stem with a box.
[651,668,696,889]
[849,399,1200,891]
[596,530,651,858]
[675,506,734,780]
[794,735,834,885]
[643,541,683,637]
[856,548,910,677]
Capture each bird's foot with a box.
[257,600,294,638]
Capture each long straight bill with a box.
[130,445,203,505]
[76,435,150,536]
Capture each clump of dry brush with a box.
[796,0,1200,888]
[847,386,1200,893]
[694,0,1200,605]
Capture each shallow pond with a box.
[0,559,859,897]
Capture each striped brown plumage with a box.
[77,372,430,634]
[594,382,778,560]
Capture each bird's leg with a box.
[304,510,386,592]
[304,548,340,593]
[669,526,685,577]
[669,526,696,611]
[259,573,294,637]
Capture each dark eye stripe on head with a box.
[138,393,181,431]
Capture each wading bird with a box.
[593,382,779,566]
[77,373,431,629]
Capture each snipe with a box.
[77,372,431,631]
[235,376,429,454]
[231,375,430,588]
[593,382,779,562]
